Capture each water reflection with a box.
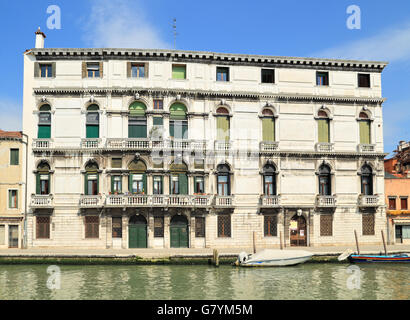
[0,264,408,300]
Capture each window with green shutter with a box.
[10,149,19,165]
[178,174,188,195]
[262,118,275,142]
[172,65,186,79]
[216,116,230,141]
[359,121,371,144]
[86,106,100,139]
[318,119,330,143]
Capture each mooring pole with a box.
[381,230,388,255]
[253,231,257,254]
[280,231,283,250]
[213,249,219,267]
[354,230,360,255]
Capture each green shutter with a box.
[360,121,370,144]
[217,116,230,141]
[84,174,88,195]
[143,174,147,193]
[129,174,133,193]
[38,125,51,139]
[318,119,330,143]
[8,191,12,208]
[10,149,19,165]
[153,117,163,126]
[129,102,146,116]
[262,118,275,142]
[48,174,51,194]
[179,174,188,195]
[111,176,115,193]
[96,174,99,194]
[172,65,186,79]
[170,104,187,120]
[36,174,41,195]
[86,125,99,138]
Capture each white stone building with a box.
[22,30,388,249]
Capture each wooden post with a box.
[213,249,219,267]
[253,231,256,254]
[354,230,360,255]
[381,230,388,256]
[280,231,283,250]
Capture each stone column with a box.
[190,214,196,248]
[122,214,128,249]
[148,212,154,248]
[105,214,112,249]
[164,213,170,249]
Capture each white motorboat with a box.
[236,249,313,267]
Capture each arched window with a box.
[85,162,99,195]
[217,164,231,196]
[359,112,371,144]
[170,103,188,140]
[317,110,330,143]
[129,102,147,138]
[261,109,275,142]
[170,162,188,195]
[263,163,277,196]
[361,165,373,195]
[86,104,100,139]
[36,162,51,195]
[38,105,51,139]
[128,160,147,194]
[318,164,331,196]
[216,107,230,141]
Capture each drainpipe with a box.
[22,133,29,249]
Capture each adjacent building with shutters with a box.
[22,29,388,249]
[0,130,26,248]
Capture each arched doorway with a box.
[170,215,189,248]
[129,215,147,248]
[290,214,307,247]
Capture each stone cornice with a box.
[33,87,386,105]
[28,48,388,72]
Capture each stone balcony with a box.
[30,195,54,209]
[358,144,376,153]
[358,194,380,207]
[105,139,207,152]
[316,195,337,208]
[260,195,281,208]
[260,141,279,152]
[105,194,213,208]
[214,141,232,152]
[32,139,53,151]
[106,138,150,150]
[214,195,235,208]
[81,139,103,149]
[79,195,103,208]
[315,143,334,153]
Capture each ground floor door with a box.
[8,225,18,248]
[170,215,189,248]
[129,215,147,248]
[290,215,307,247]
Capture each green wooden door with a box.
[170,216,189,248]
[129,224,147,248]
[38,125,51,139]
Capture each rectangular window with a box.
[86,174,98,195]
[40,64,53,78]
[320,214,333,236]
[362,214,375,236]
[39,174,50,195]
[36,217,50,239]
[131,174,145,194]
[264,175,275,196]
[172,64,186,79]
[111,158,122,168]
[153,99,163,110]
[112,217,122,238]
[87,63,101,78]
[318,119,330,143]
[358,73,371,88]
[218,215,231,238]
[85,216,99,239]
[359,121,371,144]
[264,215,277,237]
[111,176,122,193]
[153,176,163,195]
[131,64,145,78]
[401,198,408,210]
[316,72,329,86]
[217,176,230,196]
[8,225,19,248]
[216,67,229,82]
[129,116,147,138]
[0,225,5,245]
[195,217,205,238]
[10,149,19,165]
[261,69,275,83]
[194,176,205,194]
[389,198,397,210]
[8,190,18,209]
[154,217,164,237]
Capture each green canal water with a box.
[0,264,408,300]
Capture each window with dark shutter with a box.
[218,215,231,238]
[154,217,164,237]
[389,198,397,210]
[195,217,205,238]
[320,214,333,236]
[261,69,275,84]
[358,73,371,88]
[401,198,408,210]
[362,214,375,236]
[36,217,50,239]
[85,216,99,238]
[264,215,277,237]
[10,149,19,165]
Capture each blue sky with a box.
[0,0,409,155]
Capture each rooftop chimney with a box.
[35,27,46,49]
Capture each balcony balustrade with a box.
[79,195,103,208]
[214,141,232,152]
[105,194,213,208]
[315,143,334,153]
[32,139,53,150]
[214,195,235,207]
[260,141,279,152]
[316,195,337,208]
[358,144,376,153]
[358,194,380,207]
[260,195,281,208]
[81,139,102,149]
[30,195,53,208]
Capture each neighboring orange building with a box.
[385,141,410,244]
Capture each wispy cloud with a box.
[313,23,410,62]
[83,0,170,49]
[0,98,21,131]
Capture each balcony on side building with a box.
[214,195,235,208]
[316,195,337,208]
[358,144,376,153]
[358,194,380,208]
[260,141,279,152]
[30,194,54,208]
[81,139,103,149]
[260,195,281,208]
[32,139,53,151]
[79,195,103,208]
[315,143,334,153]
[214,140,232,152]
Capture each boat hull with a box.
[348,254,410,263]
[240,255,313,267]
